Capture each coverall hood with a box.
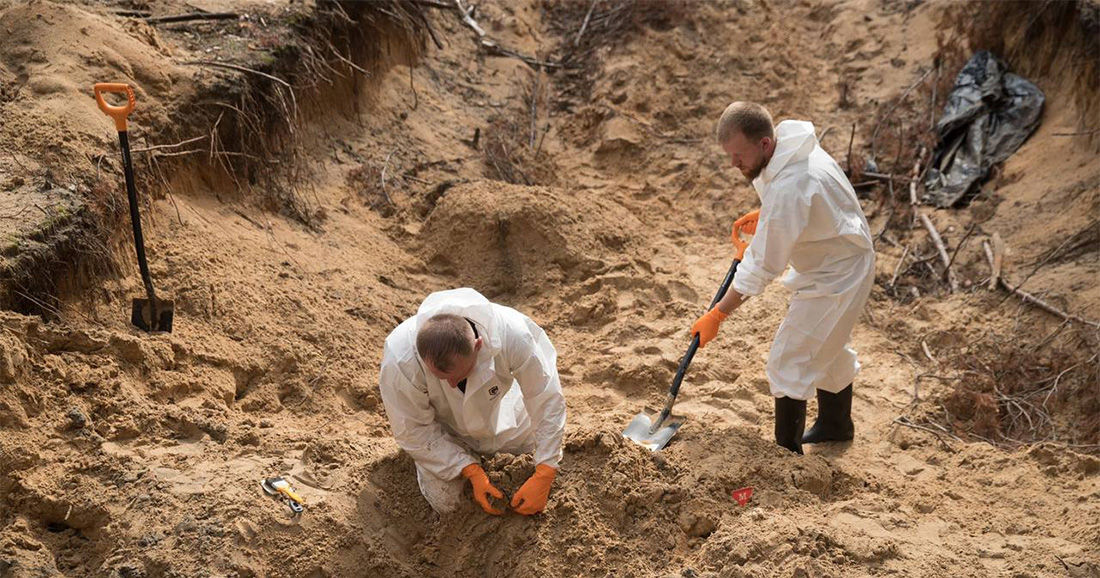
[756,120,818,191]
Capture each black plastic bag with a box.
[923,51,1044,207]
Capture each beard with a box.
[741,156,767,181]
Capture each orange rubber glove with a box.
[510,464,557,515]
[461,463,504,515]
[691,307,728,348]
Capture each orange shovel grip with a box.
[94,83,136,132]
[730,210,758,261]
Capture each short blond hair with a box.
[417,314,474,371]
[716,101,774,144]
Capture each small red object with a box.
[732,486,753,506]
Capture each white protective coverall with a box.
[378,288,566,513]
[733,120,875,401]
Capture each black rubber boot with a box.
[802,383,854,444]
[774,396,806,455]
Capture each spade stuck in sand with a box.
[94,82,174,332]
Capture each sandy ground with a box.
[1,0,1098,577]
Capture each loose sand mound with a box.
[419,180,644,298]
[357,426,853,577]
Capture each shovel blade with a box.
[131,298,174,333]
[622,407,686,451]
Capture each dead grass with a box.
[481,69,558,187]
[346,159,395,217]
[542,0,694,110]
[932,328,1099,451]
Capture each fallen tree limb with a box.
[907,150,959,292]
[453,0,562,70]
[145,12,238,24]
[983,239,1100,329]
[918,213,960,292]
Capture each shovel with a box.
[94,83,174,332]
[623,212,754,450]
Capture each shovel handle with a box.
[730,210,758,261]
[650,259,740,432]
[667,258,739,400]
[94,83,136,132]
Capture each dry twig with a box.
[987,233,1005,290]
[145,12,238,24]
[574,0,599,46]
[893,416,959,452]
[982,240,1100,328]
[918,213,960,292]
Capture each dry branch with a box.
[454,0,486,37]
[411,0,456,9]
[864,171,912,183]
[893,416,959,452]
[529,69,541,149]
[889,245,910,288]
[145,12,238,24]
[918,213,960,292]
[988,233,1005,290]
[575,0,599,47]
[983,240,1100,328]
[921,339,938,365]
[871,66,935,158]
[907,151,959,292]
[453,0,561,70]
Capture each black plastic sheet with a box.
[923,51,1044,207]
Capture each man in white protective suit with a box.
[379,288,567,515]
[690,101,875,455]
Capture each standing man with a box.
[691,101,875,455]
[379,288,566,515]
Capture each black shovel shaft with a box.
[665,259,740,398]
[650,259,740,431]
[117,131,158,305]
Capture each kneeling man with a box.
[379,288,566,515]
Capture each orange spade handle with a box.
[730,209,759,261]
[93,83,136,132]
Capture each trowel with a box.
[623,212,753,451]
